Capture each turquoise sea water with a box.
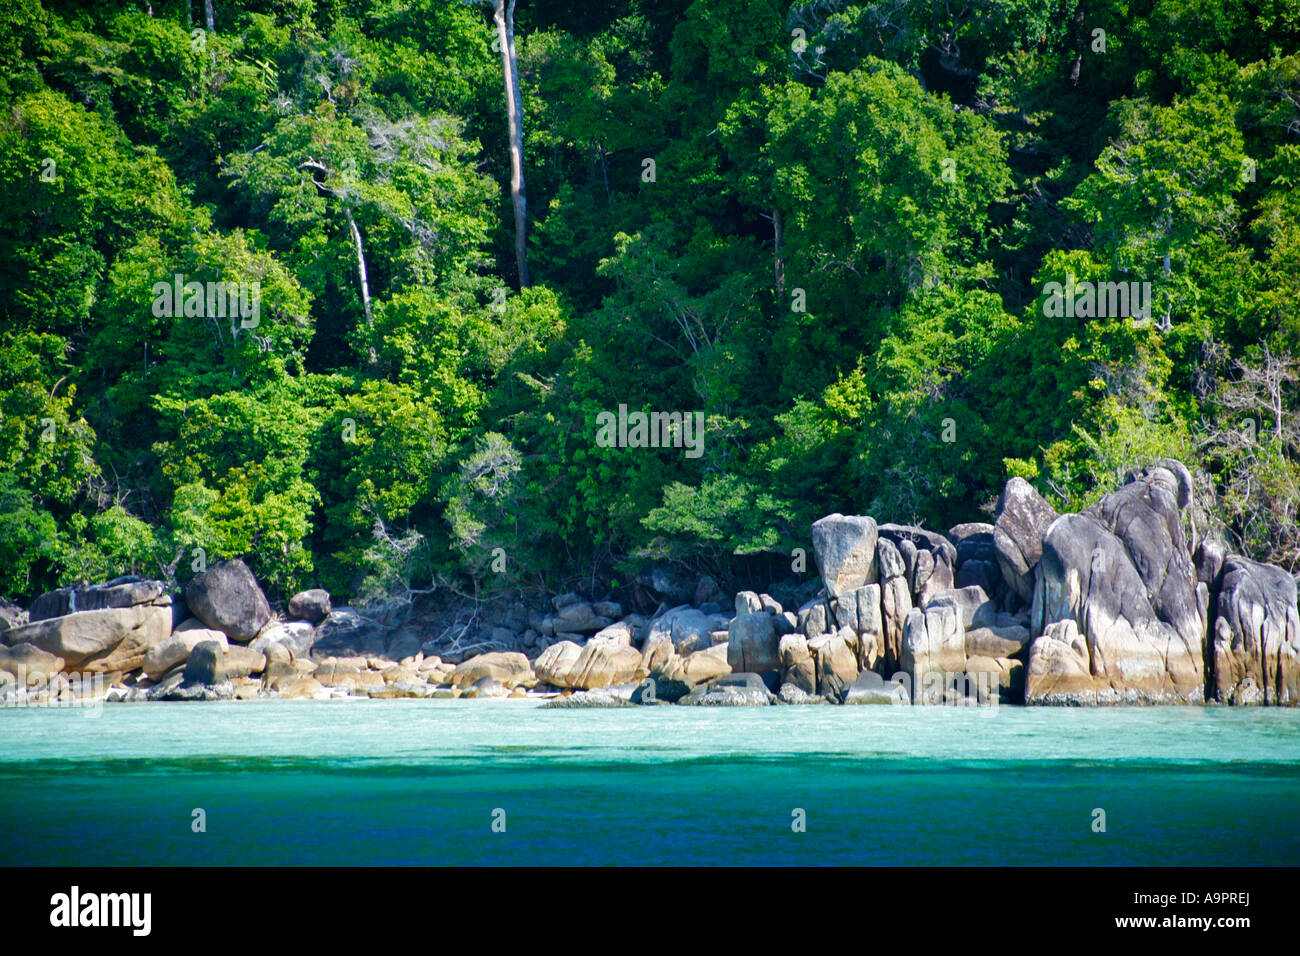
[1,700,1297,866]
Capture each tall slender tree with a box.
[492,0,529,287]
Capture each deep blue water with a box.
[1,700,1297,865]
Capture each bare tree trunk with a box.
[494,0,530,288]
[346,208,377,364]
[204,0,214,31]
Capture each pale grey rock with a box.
[727,612,780,675]
[811,514,879,597]
[993,478,1059,603]
[1211,556,1299,705]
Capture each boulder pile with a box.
[1,460,1295,707]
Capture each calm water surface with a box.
[1,700,1297,865]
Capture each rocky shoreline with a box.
[2,459,1296,708]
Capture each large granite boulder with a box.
[451,651,535,690]
[949,523,997,565]
[3,604,171,671]
[831,589,858,630]
[900,604,967,703]
[811,514,879,597]
[1024,619,1094,704]
[877,538,912,674]
[588,620,636,647]
[79,607,174,674]
[954,558,1002,597]
[1195,538,1227,587]
[221,645,268,680]
[642,645,732,701]
[1083,460,1204,653]
[727,611,780,675]
[553,601,614,635]
[1211,556,1300,705]
[963,655,1025,704]
[854,583,883,670]
[779,633,816,694]
[993,478,1059,603]
[534,639,644,689]
[143,626,229,680]
[810,627,860,699]
[28,577,169,622]
[287,588,331,624]
[249,621,316,660]
[796,598,831,640]
[924,586,994,630]
[878,524,959,568]
[182,641,223,685]
[682,644,732,684]
[638,628,674,676]
[645,606,722,655]
[1027,509,1202,704]
[0,643,65,682]
[878,524,957,606]
[186,559,273,643]
[180,641,264,685]
[965,623,1031,659]
[535,640,583,685]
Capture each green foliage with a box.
[0,0,1297,600]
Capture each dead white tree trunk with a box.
[493,0,530,287]
[204,0,215,31]
[346,208,376,363]
[300,158,378,365]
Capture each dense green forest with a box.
[1,0,1298,603]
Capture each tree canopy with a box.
[1,0,1298,602]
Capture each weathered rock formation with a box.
[452,651,535,690]
[534,638,645,690]
[4,458,1294,710]
[4,596,171,672]
[1026,465,1206,704]
[727,610,780,675]
[288,588,332,624]
[994,478,1059,603]
[1210,557,1300,705]
[811,514,879,596]
[186,560,273,643]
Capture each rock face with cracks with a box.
[1026,464,1206,704]
[811,514,879,597]
[1210,556,1300,705]
[994,478,1059,603]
